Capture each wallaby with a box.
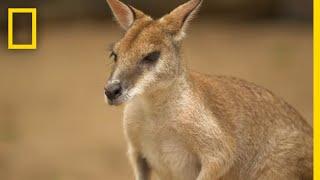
[104,0,313,179]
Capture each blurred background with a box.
[0,0,313,179]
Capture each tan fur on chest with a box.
[124,97,202,180]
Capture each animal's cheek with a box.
[121,68,144,89]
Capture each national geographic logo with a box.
[7,8,37,50]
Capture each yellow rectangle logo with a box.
[8,8,37,50]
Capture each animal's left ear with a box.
[106,0,146,30]
[160,0,203,41]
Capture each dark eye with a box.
[109,51,118,62]
[142,51,161,64]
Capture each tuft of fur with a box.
[105,0,313,179]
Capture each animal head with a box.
[104,0,202,105]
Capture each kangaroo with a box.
[104,0,313,179]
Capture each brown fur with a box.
[104,0,313,179]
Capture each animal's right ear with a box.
[106,0,145,30]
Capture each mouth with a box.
[104,92,131,106]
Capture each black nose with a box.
[105,82,123,101]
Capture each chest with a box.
[124,104,200,180]
[140,125,200,180]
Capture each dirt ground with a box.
[0,20,313,180]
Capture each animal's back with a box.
[188,71,313,179]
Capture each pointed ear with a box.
[160,0,203,40]
[106,0,145,30]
